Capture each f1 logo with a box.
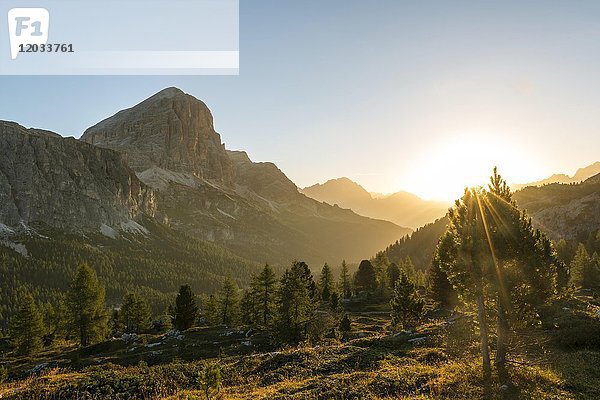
[7,8,49,60]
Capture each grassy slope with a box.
[2,293,600,399]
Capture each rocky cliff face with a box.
[227,150,300,204]
[81,87,234,186]
[0,121,155,232]
[513,174,600,240]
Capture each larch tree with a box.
[66,264,108,347]
[339,260,352,298]
[218,277,240,327]
[319,263,335,303]
[250,264,278,326]
[203,294,219,326]
[119,292,152,333]
[371,251,390,290]
[9,293,44,355]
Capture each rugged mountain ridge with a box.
[0,121,156,232]
[302,177,449,229]
[79,88,411,265]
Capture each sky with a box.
[2,0,600,201]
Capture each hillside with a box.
[2,291,599,399]
[513,172,600,241]
[381,172,600,272]
[0,219,260,330]
[302,177,449,229]
[384,217,449,272]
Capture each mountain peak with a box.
[81,88,234,186]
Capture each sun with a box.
[401,132,543,202]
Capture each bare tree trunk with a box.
[476,293,491,381]
[495,295,510,384]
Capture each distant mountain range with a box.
[512,162,600,190]
[301,177,450,229]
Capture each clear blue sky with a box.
[2,0,600,200]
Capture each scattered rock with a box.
[120,333,138,344]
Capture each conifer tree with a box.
[386,262,402,290]
[353,260,378,293]
[340,314,352,340]
[203,294,219,326]
[441,168,563,381]
[570,244,600,288]
[329,290,340,311]
[319,263,335,303]
[9,294,44,355]
[401,256,417,283]
[42,298,68,345]
[339,260,352,298]
[276,261,316,343]
[250,264,278,326]
[120,292,152,333]
[390,273,425,329]
[66,264,108,346]
[427,233,458,309]
[218,277,240,327]
[173,284,198,331]
[240,289,257,325]
[555,239,575,265]
[371,251,390,290]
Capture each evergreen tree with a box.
[329,290,340,311]
[353,260,378,293]
[9,294,44,355]
[42,298,67,345]
[66,264,108,346]
[371,251,390,290]
[173,284,198,331]
[570,244,600,288]
[386,262,402,290]
[339,260,352,298]
[441,168,563,381]
[275,261,316,343]
[340,314,352,340]
[203,294,219,326]
[218,277,240,327]
[427,233,458,309]
[401,256,417,283]
[555,238,575,265]
[319,263,335,303]
[390,273,425,329]
[120,292,152,333]
[240,289,257,325]
[250,264,278,326]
